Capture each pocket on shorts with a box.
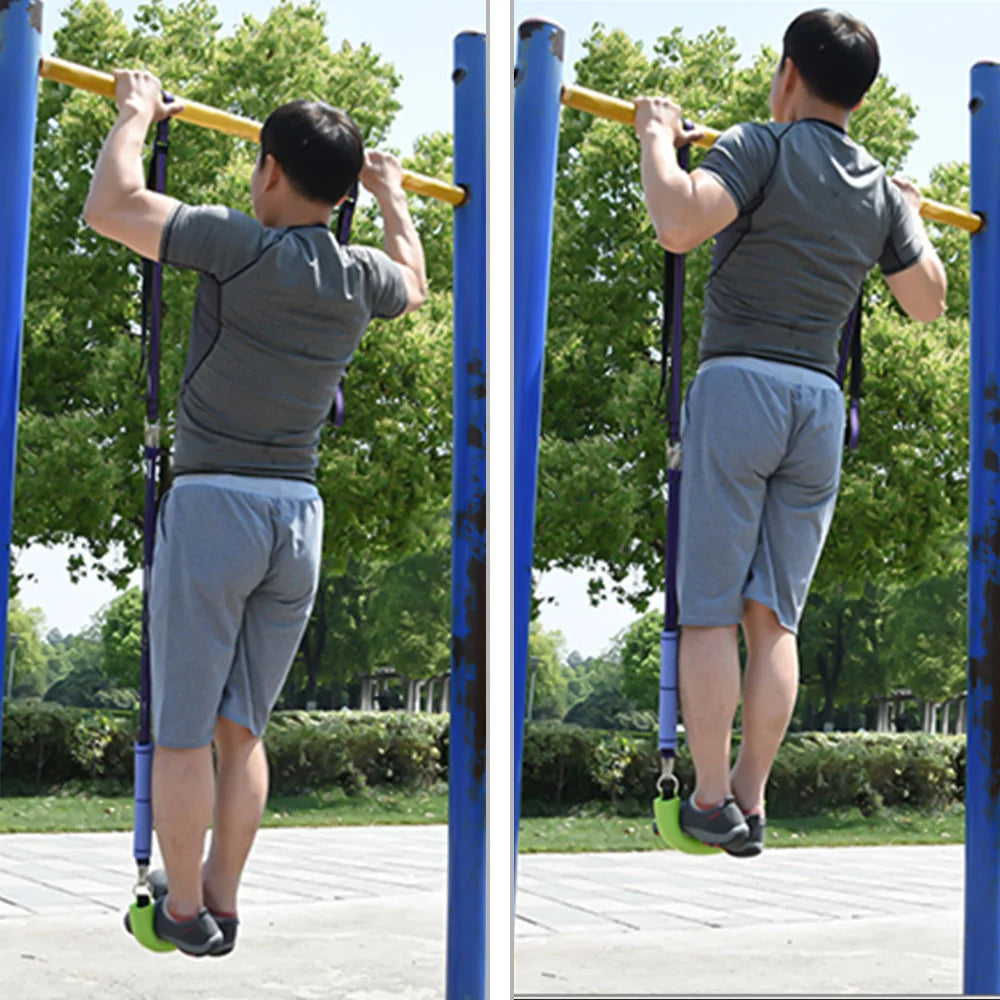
[155,489,173,546]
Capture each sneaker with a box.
[125,870,239,956]
[151,897,223,956]
[679,795,749,849]
[724,812,766,858]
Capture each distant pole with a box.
[966,59,1000,996]
[0,0,42,790]
[513,18,564,863]
[5,636,19,700]
[448,28,486,1000]
[527,656,540,722]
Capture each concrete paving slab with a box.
[0,826,451,1000]
[0,827,975,997]
[514,844,966,996]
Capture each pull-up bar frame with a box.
[39,56,467,206]
[1,6,484,998]
[516,17,998,997]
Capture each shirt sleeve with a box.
[348,245,411,319]
[878,180,926,276]
[697,123,779,214]
[159,204,272,282]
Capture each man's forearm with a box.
[85,104,153,219]
[375,187,427,292]
[640,129,696,245]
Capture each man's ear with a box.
[782,57,800,95]
[260,153,283,192]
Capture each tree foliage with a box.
[4,601,48,698]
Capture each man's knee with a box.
[214,715,260,750]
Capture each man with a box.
[633,9,946,856]
[85,70,426,952]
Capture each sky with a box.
[13,0,992,654]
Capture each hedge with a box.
[0,703,448,796]
[520,724,964,815]
[0,703,965,816]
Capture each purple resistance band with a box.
[836,297,863,451]
[659,141,690,769]
[134,111,171,871]
[331,179,360,427]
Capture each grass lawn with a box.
[0,790,964,852]
[0,786,448,834]
[517,803,965,853]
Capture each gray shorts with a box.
[677,357,845,634]
[150,474,323,748]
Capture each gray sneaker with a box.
[152,896,224,956]
[128,868,239,957]
[725,812,765,858]
[679,796,750,849]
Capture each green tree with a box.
[527,621,569,720]
[881,559,966,702]
[16,0,454,590]
[619,609,663,709]
[4,600,47,698]
[368,515,451,682]
[100,587,143,690]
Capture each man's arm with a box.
[360,151,427,314]
[883,178,948,323]
[634,97,738,254]
[83,70,184,260]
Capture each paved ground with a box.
[0,827,968,998]
[514,843,965,996]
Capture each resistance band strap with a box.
[659,142,690,760]
[134,114,170,869]
[330,180,359,428]
[836,293,863,451]
[138,117,170,746]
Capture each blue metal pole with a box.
[513,19,564,863]
[448,28,486,1000]
[0,0,42,789]
[966,59,1000,996]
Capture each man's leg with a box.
[153,744,214,917]
[730,598,799,813]
[201,716,269,915]
[679,623,742,806]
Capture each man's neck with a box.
[786,93,851,131]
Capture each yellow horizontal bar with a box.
[560,81,982,234]
[921,196,982,233]
[561,83,721,148]
[39,56,465,207]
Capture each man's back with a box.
[698,119,925,375]
[160,204,409,481]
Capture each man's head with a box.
[770,9,880,120]
[252,101,364,224]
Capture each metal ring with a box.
[655,771,679,798]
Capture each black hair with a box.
[259,101,364,205]
[781,8,880,109]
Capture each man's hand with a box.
[112,69,184,123]
[360,150,404,198]
[891,176,924,216]
[633,96,705,149]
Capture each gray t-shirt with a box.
[159,204,409,481]
[697,119,925,377]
